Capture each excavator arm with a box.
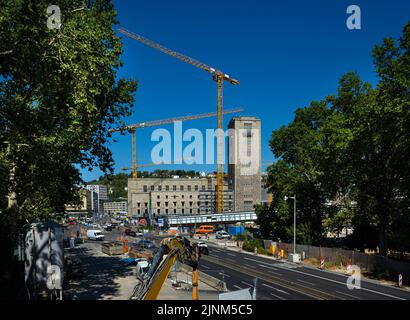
[130,236,200,300]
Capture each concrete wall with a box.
[228,117,262,212]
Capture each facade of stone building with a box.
[127,177,233,217]
[103,201,128,214]
[228,117,262,211]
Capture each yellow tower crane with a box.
[110,108,243,181]
[117,28,240,213]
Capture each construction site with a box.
[3,0,410,306]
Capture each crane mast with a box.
[117,28,240,213]
[110,108,242,180]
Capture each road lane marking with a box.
[241,281,253,287]
[262,283,290,295]
[287,268,406,300]
[201,265,210,269]
[227,253,236,257]
[270,292,286,300]
[244,257,260,263]
[297,279,315,286]
[258,264,280,272]
[241,253,406,299]
[258,265,283,276]
[233,285,243,290]
[335,290,362,300]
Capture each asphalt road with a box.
[198,243,410,300]
[87,227,410,300]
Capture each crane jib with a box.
[117,28,239,85]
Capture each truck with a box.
[87,229,104,241]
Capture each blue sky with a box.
[82,0,410,182]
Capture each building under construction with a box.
[127,116,261,218]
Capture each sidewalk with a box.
[64,241,219,300]
[158,271,219,300]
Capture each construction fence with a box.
[265,241,410,285]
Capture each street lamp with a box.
[284,195,296,255]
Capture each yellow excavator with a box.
[129,236,201,300]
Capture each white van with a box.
[215,230,231,239]
[87,229,105,241]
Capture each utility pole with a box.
[284,195,297,254]
[293,195,296,254]
[253,277,257,300]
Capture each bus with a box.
[196,225,214,235]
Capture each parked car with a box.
[137,239,156,249]
[124,228,132,235]
[128,230,137,237]
[87,229,105,241]
[215,230,231,240]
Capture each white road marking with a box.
[262,283,290,295]
[297,279,315,286]
[285,268,406,300]
[335,290,362,300]
[227,253,236,257]
[270,292,286,300]
[258,264,280,272]
[201,265,210,269]
[241,281,253,287]
[260,264,283,276]
[212,251,407,300]
[233,285,243,290]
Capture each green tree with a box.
[0,0,137,296]
[263,22,410,255]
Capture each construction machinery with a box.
[110,108,243,180]
[129,236,200,300]
[117,28,240,213]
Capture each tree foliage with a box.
[258,21,410,255]
[0,0,137,295]
[0,0,137,217]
